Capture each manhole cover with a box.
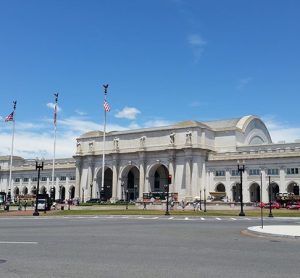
[0,259,7,264]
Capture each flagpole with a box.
[8,101,17,196]
[101,84,109,197]
[52,93,58,193]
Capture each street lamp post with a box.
[90,183,93,200]
[268,176,273,217]
[204,187,207,212]
[121,181,124,201]
[164,184,170,216]
[82,188,84,203]
[126,189,129,210]
[237,161,245,216]
[199,189,202,211]
[33,159,44,216]
[68,188,71,210]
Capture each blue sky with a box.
[1,0,300,158]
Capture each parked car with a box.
[257,202,266,208]
[86,198,101,204]
[286,202,300,210]
[263,202,281,209]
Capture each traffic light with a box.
[168,175,172,184]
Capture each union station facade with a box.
[1,115,300,203]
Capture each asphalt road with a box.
[0,216,299,278]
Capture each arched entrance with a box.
[69,186,75,199]
[232,183,241,202]
[149,164,169,193]
[216,183,225,192]
[40,186,47,195]
[31,186,37,195]
[22,187,28,195]
[249,183,260,202]
[121,166,140,201]
[97,168,113,201]
[59,186,66,201]
[268,183,279,202]
[287,182,299,195]
[14,187,20,196]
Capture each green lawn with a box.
[47,208,300,217]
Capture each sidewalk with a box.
[248,225,300,238]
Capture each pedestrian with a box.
[181,200,185,211]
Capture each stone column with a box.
[139,152,146,199]
[75,157,82,199]
[168,150,176,193]
[184,149,192,201]
[87,157,94,200]
[112,153,119,201]
[261,168,268,203]
[279,166,285,192]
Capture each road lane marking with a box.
[201,217,205,220]
[231,218,237,221]
[216,218,221,221]
[168,217,174,220]
[0,241,38,245]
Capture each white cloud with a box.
[115,107,141,120]
[189,101,206,107]
[263,116,300,143]
[144,119,173,128]
[188,34,207,47]
[75,110,87,116]
[187,34,207,62]
[0,116,134,159]
[46,102,62,112]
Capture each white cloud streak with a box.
[187,34,207,62]
[263,116,300,143]
[115,107,141,120]
[46,102,62,112]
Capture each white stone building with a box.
[1,115,300,204]
[0,156,76,202]
[74,115,300,203]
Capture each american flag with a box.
[5,112,14,122]
[54,104,57,126]
[104,100,110,112]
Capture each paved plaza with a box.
[0,216,299,278]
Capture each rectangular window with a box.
[14,178,20,182]
[287,168,299,175]
[69,176,76,181]
[267,169,279,176]
[23,177,29,182]
[41,177,47,182]
[32,177,38,182]
[249,169,260,176]
[60,176,66,181]
[215,170,225,177]
[231,170,239,176]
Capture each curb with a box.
[247,226,300,239]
